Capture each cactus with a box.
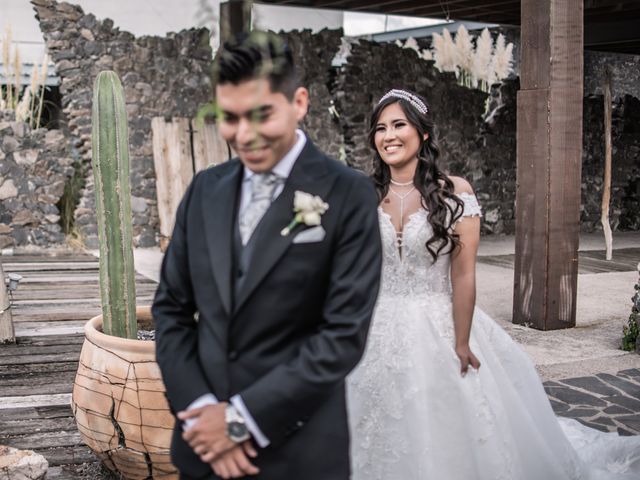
[92,71,137,339]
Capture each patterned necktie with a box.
[239,172,282,245]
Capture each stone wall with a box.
[32,0,213,248]
[22,5,640,244]
[281,30,344,161]
[0,111,74,248]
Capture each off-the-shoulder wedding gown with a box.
[347,193,640,479]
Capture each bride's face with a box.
[374,102,426,170]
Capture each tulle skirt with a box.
[347,293,640,479]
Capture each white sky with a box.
[344,11,444,36]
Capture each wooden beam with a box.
[395,0,518,16]
[585,18,640,48]
[0,259,15,343]
[601,73,613,260]
[584,0,633,8]
[220,0,252,45]
[513,0,584,330]
[352,0,427,10]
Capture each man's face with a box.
[216,78,308,173]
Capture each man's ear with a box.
[293,87,309,122]
[423,133,429,142]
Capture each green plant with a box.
[621,265,640,352]
[92,71,137,339]
[58,153,86,236]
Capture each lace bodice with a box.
[378,192,481,297]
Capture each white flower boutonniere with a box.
[280,191,329,236]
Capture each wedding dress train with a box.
[347,193,640,479]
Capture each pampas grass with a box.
[431,31,457,74]
[395,27,514,93]
[455,25,474,88]
[431,32,444,69]
[472,28,494,91]
[402,37,421,57]
[1,23,49,128]
[2,25,14,109]
[492,34,514,83]
[426,26,514,93]
[420,49,433,61]
[440,29,458,74]
[15,86,30,123]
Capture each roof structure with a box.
[257,0,640,53]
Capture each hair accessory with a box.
[378,89,428,115]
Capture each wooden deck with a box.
[478,247,640,274]
[0,252,157,479]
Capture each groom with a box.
[152,31,382,479]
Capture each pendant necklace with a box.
[389,186,416,247]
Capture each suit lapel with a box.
[202,161,242,317]
[234,141,332,313]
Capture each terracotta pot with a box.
[71,306,178,479]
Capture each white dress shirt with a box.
[184,129,307,448]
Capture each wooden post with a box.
[220,0,252,45]
[0,259,15,343]
[513,0,584,330]
[601,73,613,260]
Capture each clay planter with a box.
[71,306,178,479]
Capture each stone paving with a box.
[544,368,640,435]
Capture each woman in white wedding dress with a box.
[347,89,640,480]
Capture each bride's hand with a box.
[455,344,481,377]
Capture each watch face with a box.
[229,421,248,439]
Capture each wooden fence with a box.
[152,118,230,251]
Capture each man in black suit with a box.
[153,31,382,479]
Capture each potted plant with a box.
[71,71,177,479]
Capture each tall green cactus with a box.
[92,71,137,339]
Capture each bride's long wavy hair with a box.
[369,92,463,261]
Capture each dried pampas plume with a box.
[439,29,458,74]
[491,34,514,82]
[15,87,30,123]
[12,45,22,103]
[472,28,494,90]
[431,32,444,70]
[428,26,514,92]
[2,25,13,108]
[455,25,475,87]
[402,37,421,57]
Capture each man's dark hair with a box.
[215,31,300,100]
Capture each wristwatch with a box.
[225,404,251,443]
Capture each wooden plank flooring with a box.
[478,247,640,273]
[0,251,157,479]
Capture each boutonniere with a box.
[280,191,329,236]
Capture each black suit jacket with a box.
[152,140,382,479]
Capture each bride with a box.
[347,88,640,479]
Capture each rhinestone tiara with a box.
[378,89,428,115]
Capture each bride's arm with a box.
[449,177,482,376]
